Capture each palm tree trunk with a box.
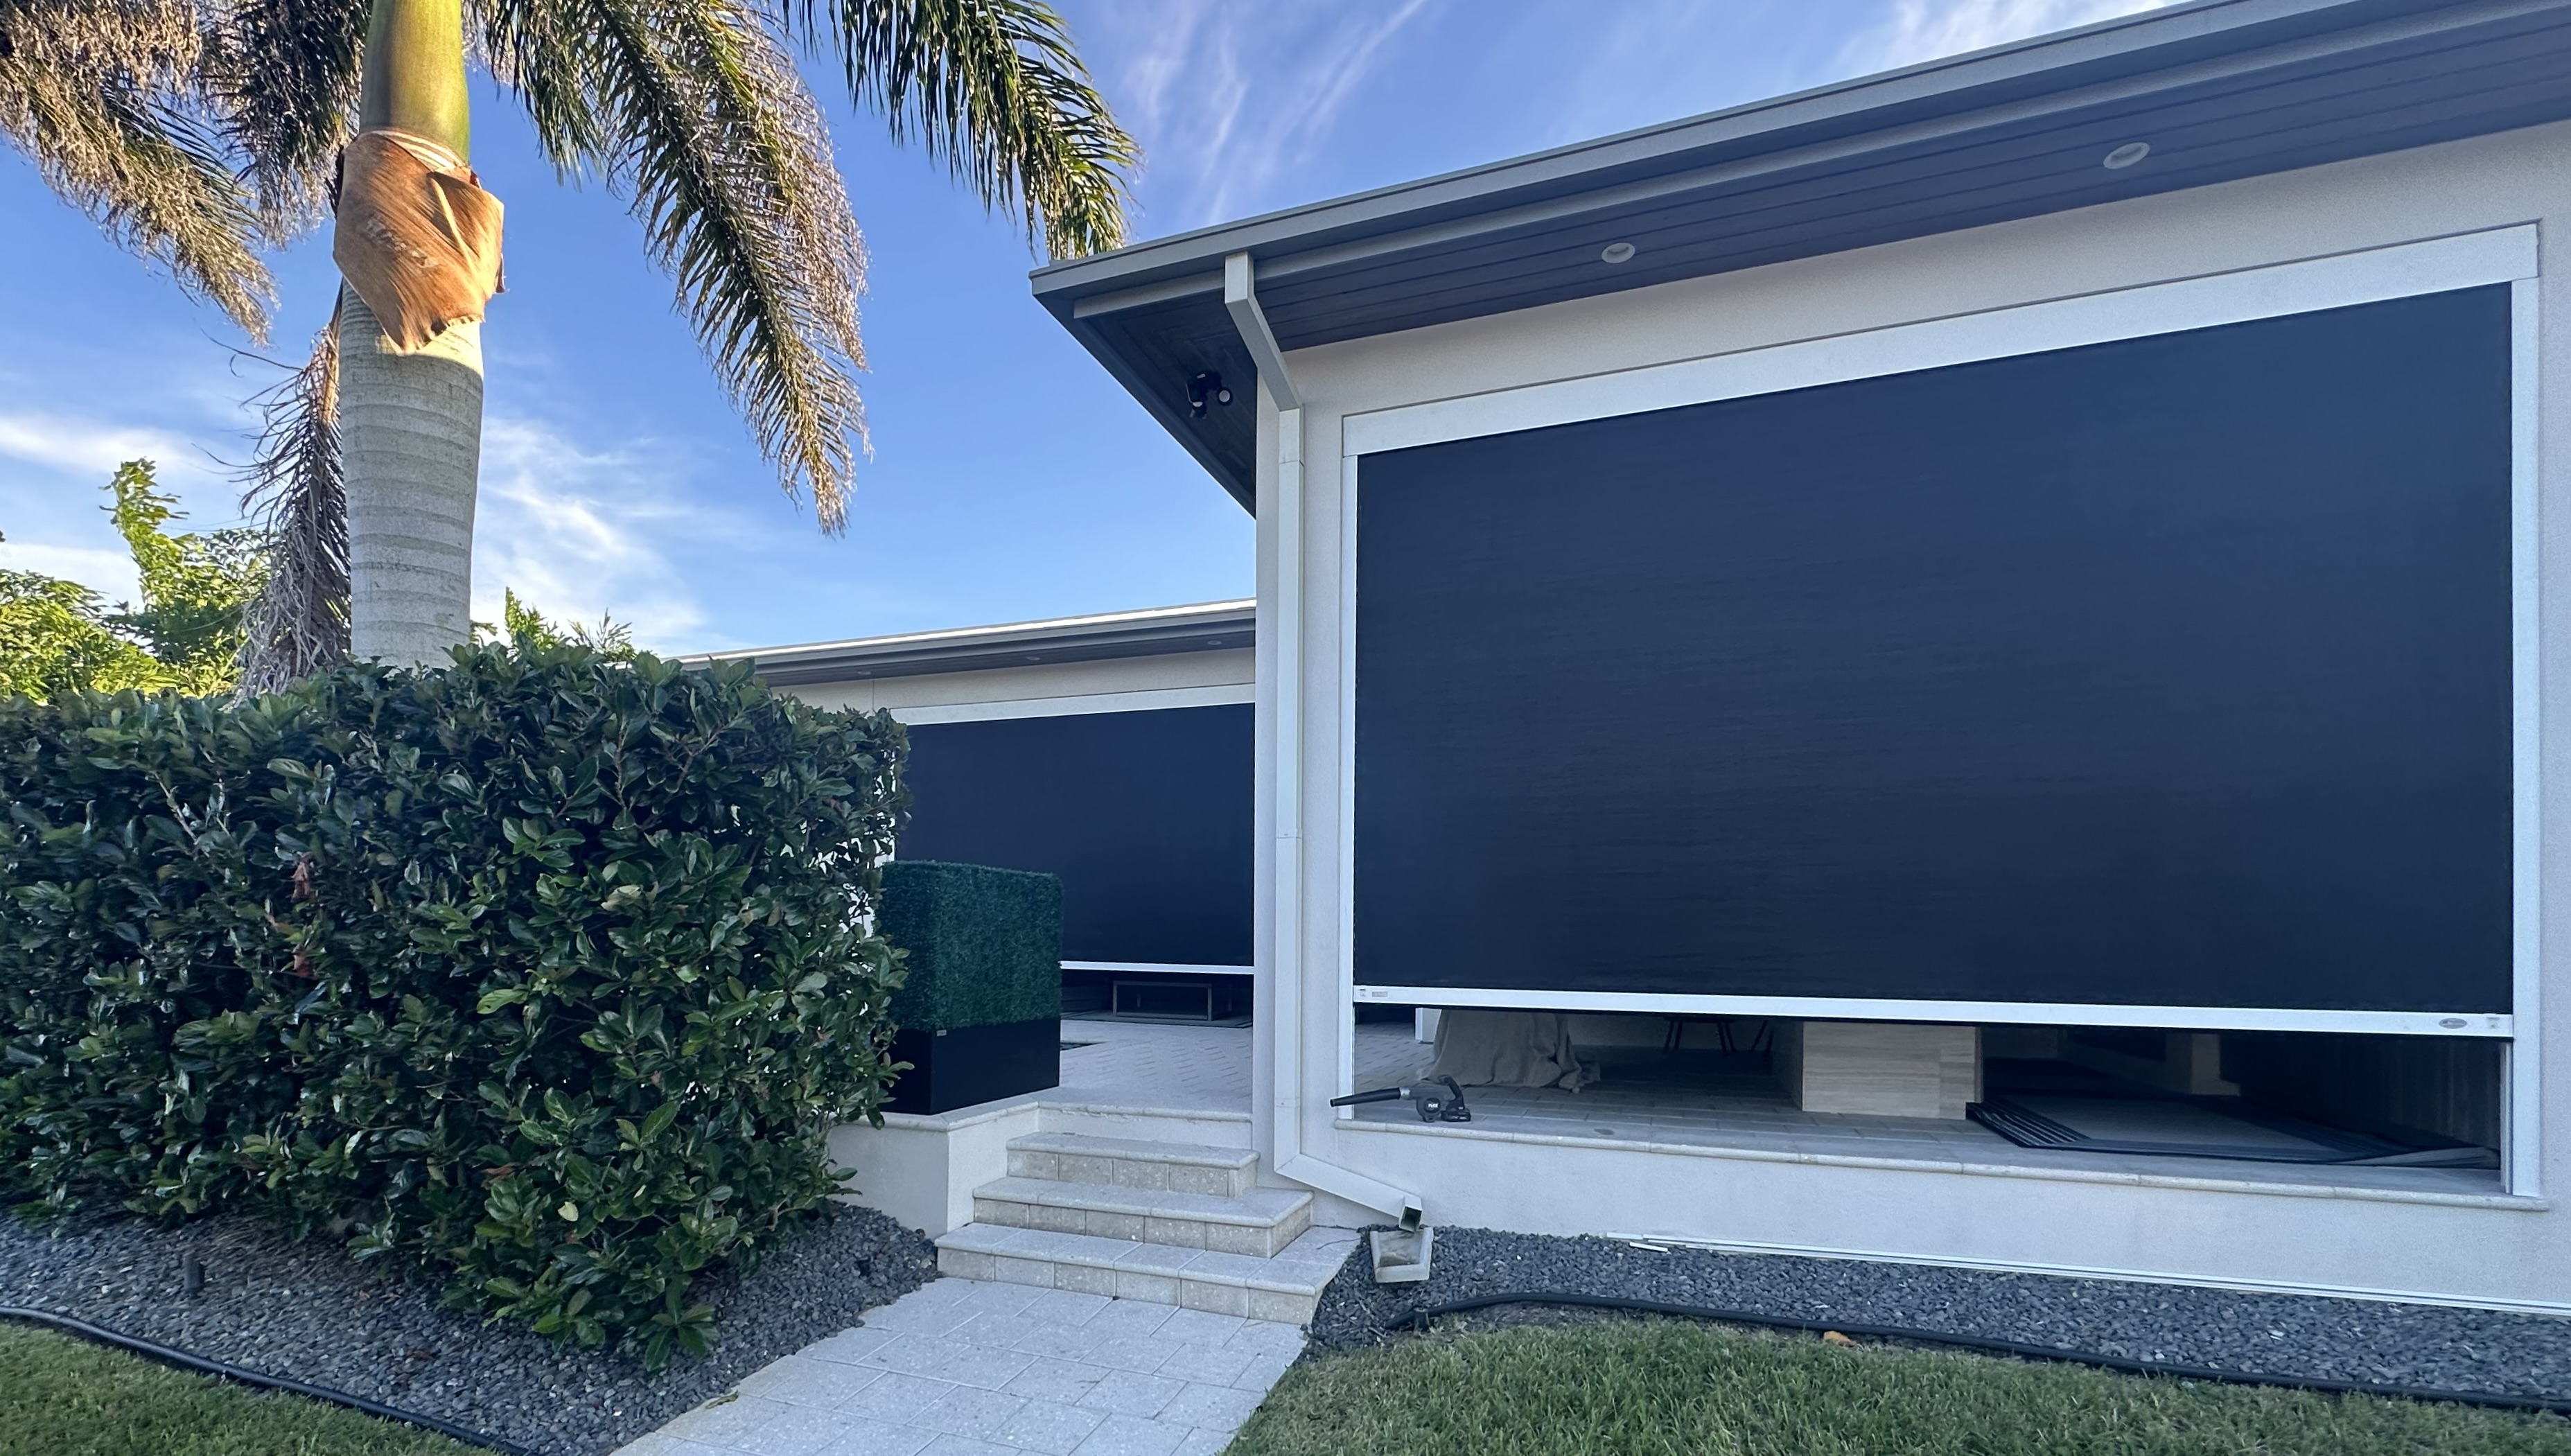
[340,283,482,664]
[342,0,479,667]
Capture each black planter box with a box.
[886,1017,1060,1114]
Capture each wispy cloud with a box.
[1078,0,1439,232]
[1337,1,2184,196]
[1839,0,2179,76]
[0,409,752,651]
[0,540,140,604]
[0,411,209,485]
[1541,1,1854,150]
[0,402,250,602]
[470,416,738,651]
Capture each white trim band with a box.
[1353,985,2513,1037]
[1342,225,2539,458]
[1062,961,1255,975]
[892,683,1253,724]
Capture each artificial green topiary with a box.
[879,860,1062,1030]
[0,643,908,1367]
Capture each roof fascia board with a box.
[1030,0,2381,303]
[1247,0,2549,294]
[694,602,1257,684]
[748,603,1256,662]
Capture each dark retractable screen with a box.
[1354,288,2512,1012]
[900,704,1253,967]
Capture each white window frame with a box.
[1326,226,2543,1188]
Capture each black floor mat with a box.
[1970,1094,2498,1167]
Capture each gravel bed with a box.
[0,1202,937,1454]
[1308,1225,2571,1402]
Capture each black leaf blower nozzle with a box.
[1331,1076,1473,1123]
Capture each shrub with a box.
[0,644,908,1366]
[878,861,1063,1030]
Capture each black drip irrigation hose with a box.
[1395,1292,2571,1418]
[0,1305,536,1455]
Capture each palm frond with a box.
[202,0,369,236]
[236,311,349,693]
[563,0,870,529]
[0,0,198,82]
[805,0,1134,258]
[475,0,607,174]
[0,0,275,338]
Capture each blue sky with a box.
[0,0,2168,654]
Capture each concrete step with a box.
[1006,1132,1261,1199]
[972,1176,1315,1257]
[936,1222,1362,1326]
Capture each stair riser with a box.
[938,1245,1320,1325]
[1007,1148,1253,1199]
[974,1196,1313,1258]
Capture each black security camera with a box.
[1187,371,1233,417]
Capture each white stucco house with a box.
[717,0,2571,1322]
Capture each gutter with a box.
[1231,252,1425,1232]
[681,600,1254,687]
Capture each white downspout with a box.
[1226,252,1423,1231]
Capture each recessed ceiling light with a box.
[1599,241,1637,265]
[2103,141,2151,170]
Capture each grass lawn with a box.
[1229,1315,2571,1456]
[0,1323,481,1456]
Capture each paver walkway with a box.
[615,1276,1301,1456]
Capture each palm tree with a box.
[1,0,1133,684]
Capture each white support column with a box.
[1230,249,1419,1227]
[1269,394,1307,1175]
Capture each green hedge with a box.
[878,861,1062,1029]
[0,644,908,1366]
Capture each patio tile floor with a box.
[615,1277,1301,1456]
[1055,1019,1251,1114]
[997,1019,2500,1199]
[1349,1021,2503,1197]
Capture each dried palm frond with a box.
[0,0,276,337]
[0,0,200,89]
[236,312,348,693]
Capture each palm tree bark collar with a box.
[332,128,503,353]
